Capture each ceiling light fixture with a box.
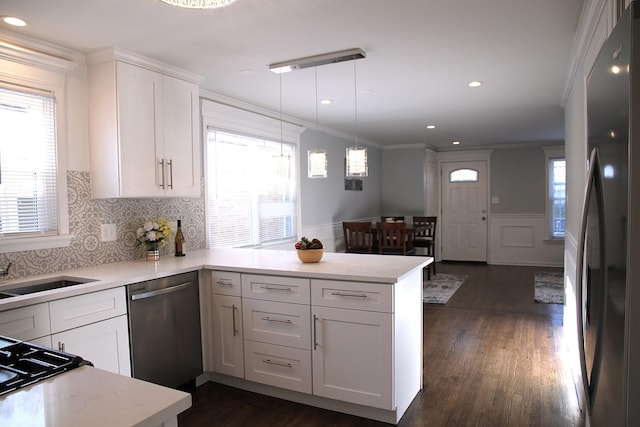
[2,16,27,27]
[346,60,368,178]
[158,0,237,9]
[269,48,366,74]
[320,99,332,105]
[452,141,461,145]
[426,125,436,129]
[468,81,483,88]
[308,66,328,179]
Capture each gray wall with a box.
[299,129,382,225]
[381,148,426,216]
[490,146,547,214]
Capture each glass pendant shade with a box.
[346,147,368,177]
[308,149,328,178]
[159,0,237,9]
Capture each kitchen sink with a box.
[0,277,96,298]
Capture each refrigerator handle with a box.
[576,147,608,412]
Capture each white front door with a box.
[441,161,488,261]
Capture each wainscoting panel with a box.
[488,214,563,267]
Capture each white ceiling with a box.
[1,0,585,150]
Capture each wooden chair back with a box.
[376,222,416,255]
[412,216,437,241]
[343,221,375,253]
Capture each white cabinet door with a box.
[211,294,244,378]
[116,61,163,198]
[52,315,131,376]
[162,74,200,197]
[312,305,393,410]
[0,303,50,341]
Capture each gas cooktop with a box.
[0,336,91,396]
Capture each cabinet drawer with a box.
[244,340,311,394]
[210,271,241,296]
[49,287,126,333]
[0,303,50,341]
[242,274,310,304]
[311,280,392,312]
[243,299,311,350]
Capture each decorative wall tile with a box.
[2,171,206,281]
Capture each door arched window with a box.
[449,168,479,182]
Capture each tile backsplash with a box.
[2,171,206,280]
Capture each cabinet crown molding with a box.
[86,46,204,85]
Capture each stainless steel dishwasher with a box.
[126,271,203,388]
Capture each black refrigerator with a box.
[578,2,640,426]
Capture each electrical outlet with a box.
[100,223,117,242]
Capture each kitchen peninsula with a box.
[0,249,431,425]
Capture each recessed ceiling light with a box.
[426,125,436,129]
[239,68,256,76]
[320,99,332,105]
[468,81,482,88]
[452,141,461,145]
[611,65,621,74]
[2,16,26,27]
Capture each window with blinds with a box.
[206,129,297,248]
[0,86,58,238]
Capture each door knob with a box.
[481,216,486,221]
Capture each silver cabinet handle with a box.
[260,285,293,292]
[159,159,166,189]
[216,279,233,286]
[331,291,367,298]
[262,316,292,324]
[262,359,292,368]
[58,342,65,352]
[232,304,238,336]
[313,314,319,350]
[168,159,173,189]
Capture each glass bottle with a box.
[175,219,185,257]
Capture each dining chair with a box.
[343,221,375,254]
[412,216,437,279]
[376,222,416,256]
[380,216,405,222]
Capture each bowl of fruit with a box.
[295,237,324,263]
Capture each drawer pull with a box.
[216,279,233,286]
[313,315,319,350]
[260,285,293,292]
[331,291,368,299]
[262,316,292,324]
[223,304,239,336]
[262,359,292,368]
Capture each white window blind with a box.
[0,86,58,238]
[550,158,566,238]
[206,129,296,248]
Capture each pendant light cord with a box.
[315,66,319,150]
[353,60,359,149]
[279,72,284,156]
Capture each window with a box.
[544,146,565,239]
[450,168,478,182]
[201,100,303,249]
[206,129,297,247]
[0,86,58,238]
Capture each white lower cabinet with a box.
[244,340,311,394]
[211,294,244,378]
[52,315,131,376]
[311,305,393,409]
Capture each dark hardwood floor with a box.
[178,263,584,426]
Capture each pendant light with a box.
[308,66,328,178]
[159,0,237,9]
[346,60,368,177]
[274,73,291,178]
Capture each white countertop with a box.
[0,248,432,311]
[0,366,191,427]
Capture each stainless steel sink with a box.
[0,277,96,298]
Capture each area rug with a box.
[423,273,468,304]
[534,272,564,304]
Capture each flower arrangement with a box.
[136,218,172,249]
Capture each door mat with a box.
[423,273,468,304]
[534,272,564,304]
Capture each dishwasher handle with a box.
[130,281,194,301]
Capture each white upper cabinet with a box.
[87,48,202,198]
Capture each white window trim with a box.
[0,39,76,253]
[543,145,565,241]
[201,99,304,249]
